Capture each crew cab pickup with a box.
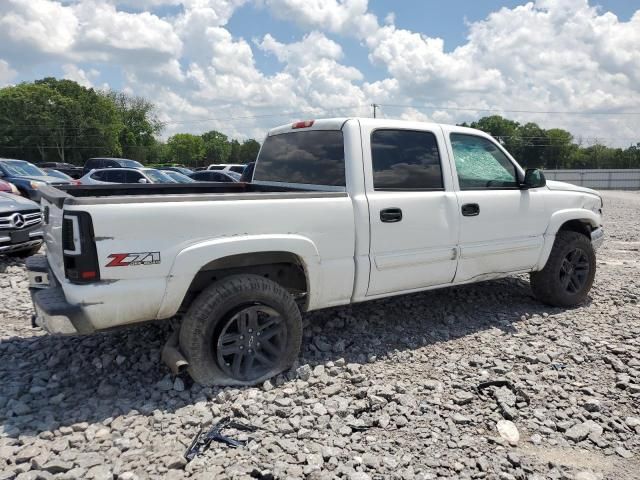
[28,118,604,386]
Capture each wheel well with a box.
[179,251,308,314]
[558,219,592,238]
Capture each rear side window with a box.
[124,170,143,183]
[371,130,444,190]
[104,170,126,183]
[254,131,345,187]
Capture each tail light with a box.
[62,211,100,283]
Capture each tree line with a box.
[1,78,639,169]
[0,78,260,167]
[461,116,640,170]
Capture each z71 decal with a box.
[106,252,161,267]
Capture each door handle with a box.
[380,208,403,223]
[461,203,480,217]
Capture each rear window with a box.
[254,131,345,187]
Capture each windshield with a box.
[1,160,46,177]
[254,130,345,187]
[144,169,176,183]
[120,159,144,169]
[166,171,196,183]
[45,169,72,180]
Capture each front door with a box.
[446,132,548,283]
[364,125,460,296]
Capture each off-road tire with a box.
[179,274,303,386]
[530,230,596,307]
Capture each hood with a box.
[9,175,71,185]
[0,191,40,213]
[545,180,600,197]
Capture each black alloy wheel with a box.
[559,248,590,294]
[215,305,287,382]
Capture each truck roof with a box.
[267,117,488,138]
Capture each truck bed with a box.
[40,183,345,207]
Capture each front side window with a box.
[371,130,443,190]
[450,134,518,189]
[254,130,345,187]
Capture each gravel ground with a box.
[1,190,639,480]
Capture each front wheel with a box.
[179,274,303,386]
[530,230,596,307]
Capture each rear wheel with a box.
[179,274,303,386]
[530,230,596,307]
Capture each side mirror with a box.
[522,168,546,189]
[138,178,148,184]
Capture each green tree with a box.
[167,133,205,165]
[228,139,241,163]
[106,91,164,163]
[0,78,121,164]
[543,129,574,169]
[202,130,231,164]
[238,139,260,163]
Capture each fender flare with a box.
[536,208,600,270]
[157,234,321,319]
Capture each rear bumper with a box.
[26,256,94,335]
[591,227,604,250]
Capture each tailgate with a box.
[40,189,69,283]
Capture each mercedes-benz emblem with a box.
[11,213,25,228]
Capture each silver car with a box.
[0,192,43,255]
[78,168,178,185]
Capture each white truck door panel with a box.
[444,130,548,282]
[360,121,459,296]
[455,190,547,281]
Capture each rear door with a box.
[362,121,459,296]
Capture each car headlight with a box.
[30,180,45,189]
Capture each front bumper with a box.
[26,256,93,335]
[0,224,43,253]
[591,227,604,250]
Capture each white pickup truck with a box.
[28,118,604,386]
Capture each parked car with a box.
[207,164,246,174]
[158,166,194,175]
[28,117,604,387]
[0,159,73,201]
[82,157,144,176]
[0,192,43,255]
[0,179,21,195]
[38,162,83,179]
[43,169,81,185]
[189,170,238,182]
[162,171,196,183]
[79,168,177,185]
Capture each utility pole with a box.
[371,104,379,118]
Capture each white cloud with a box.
[0,60,18,87]
[264,0,378,38]
[0,0,639,145]
[258,31,344,67]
